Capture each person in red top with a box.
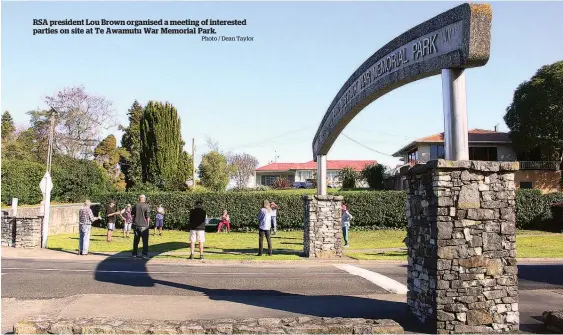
[217,210,231,233]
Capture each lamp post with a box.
[40,107,58,248]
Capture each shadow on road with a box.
[518,264,563,286]
[93,241,425,333]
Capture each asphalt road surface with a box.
[2,258,563,334]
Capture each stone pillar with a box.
[302,195,343,258]
[1,215,43,248]
[406,160,519,334]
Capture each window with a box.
[327,171,340,182]
[261,175,279,186]
[297,170,313,181]
[519,181,533,189]
[430,144,445,160]
[407,149,419,163]
[469,147,498,161]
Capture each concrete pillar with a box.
[406,160,519,334]
[442,69,469,161]
[302,195,343,258]
[317,155,327,196]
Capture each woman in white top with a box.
[269,201,278,235]
[342,208,353,247]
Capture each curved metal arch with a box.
[312,3,492,160]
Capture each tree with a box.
[174,150,193,191]
[50,155,114,203]
[199,151,230,191]
[228,153,259,189]
[1,111,15,141]
[361,163,388,189]
[119,100,143,190]
[94,134,127,191]
[338,167,358,189]
[504,60,563,166]
[38,86,116,159]
[139,101,184,189]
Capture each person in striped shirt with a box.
[78,200,100,255]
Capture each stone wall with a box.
[14,317,404,334]
[1,214,43,248]
[406,160,519,334]
[302,195,343,258]
[9,203,100,236]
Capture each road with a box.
[2,257,563,334]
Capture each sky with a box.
[2,1,563,169]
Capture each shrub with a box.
[272,177,291,190]
[50,155,114,203]
[1,159,45,205]
[515,189,563,229]
[92,190,408,231]
[339,167,359,189]
[361,164,387,190]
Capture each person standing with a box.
[121,204,133,238]
[342,207,353,248]
[155,204,165,236]
[257,200,272,256]
[78,200,100,255]
[188,200,207,260]
[131,194,151,259]
[217,210,231,233]
[269,201,279,236]
[105,200,120,242]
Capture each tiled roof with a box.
[256,160,377,172]
[392,129,511,157]
[416,129,511,143]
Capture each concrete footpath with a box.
[2,293,408,334]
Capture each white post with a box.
[317,155,327,196]
[441,68,469,161]
[39,172,53,248]
[11,198,18,217]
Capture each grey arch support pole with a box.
[441,68,469,161]
[317,155,327,195]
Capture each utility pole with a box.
[40,107,57,248]
[192,138,196,186]
[46,110,56,173]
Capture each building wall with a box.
[403,144,431,163]
[469,143,516,161]
[514,170,562,194]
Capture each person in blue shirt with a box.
[257,200,272,256]
[342,208,353,247]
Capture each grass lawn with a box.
[47,228,562,260]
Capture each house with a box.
[255,160,377,188]
[389,128,561,193]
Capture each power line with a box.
[226,126,314,151]
[340,133,396,158]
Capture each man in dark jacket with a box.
[188,200,206,260]
[131,194,151,259]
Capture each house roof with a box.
[392,129,511,157]
[256,160,377,172]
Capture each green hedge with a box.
[1,159,45,205]
[92,191,408,231]
[516,189,563,230]
[93,189,563,231]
